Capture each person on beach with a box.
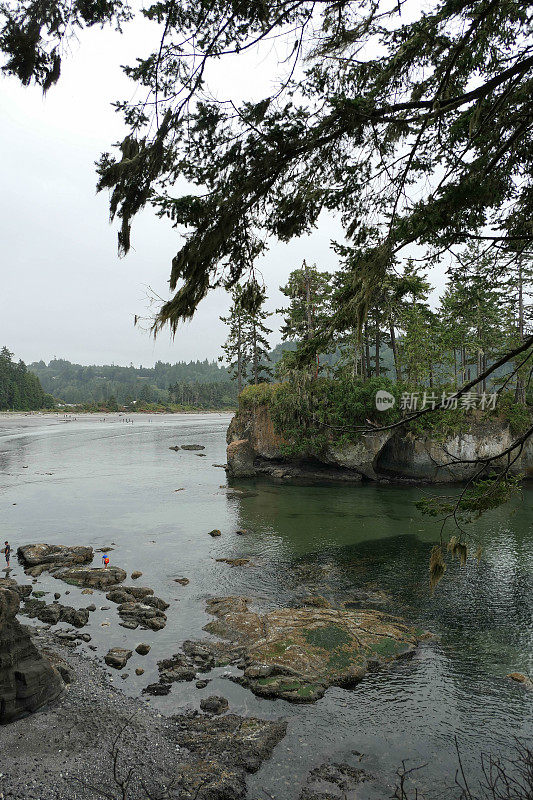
[3,541,11,568]
[102,553,110,568]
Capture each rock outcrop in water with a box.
[227,406,533,483]
[152,596,424,702]
[0,587,63,723]
[18,544,94,576]
[53,565,127,590]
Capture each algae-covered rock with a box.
[202,596,424,703]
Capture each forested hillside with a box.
[29,358,237,408]
[0,347,52,411]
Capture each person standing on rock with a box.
[3,540,11,569]
[102,552,110,568]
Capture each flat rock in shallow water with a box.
[201,596,425,703]
[17,543,93,568]
[143,682,171,696]
[507,672,532,689]
[53,565,127,590]
[106,586,154,603]
[181,444,205,451]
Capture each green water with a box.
[0,413,531,798]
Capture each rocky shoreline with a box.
[0,542,431,799]
[0,626,288,800]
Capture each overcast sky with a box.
[1,17,348,367]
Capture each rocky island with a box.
[226,399,533,483]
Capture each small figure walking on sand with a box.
[3,540,11,569]
[102,553,110,568]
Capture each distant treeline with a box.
[29,357,238,408]
[0,347,53,411]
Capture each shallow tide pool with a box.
[1,412,531,798]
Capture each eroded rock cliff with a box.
[227,406,533,483]
[0,587,63,724]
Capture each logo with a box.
[375,390,395,411]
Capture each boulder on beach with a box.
[174,577,190,585]
[0,587,63,723]
[208,529,222,537]
[135,643,151,655]
[104,647,132,670]
[131,571,143,580]
[54,565,127,590]
[17,544,93,569]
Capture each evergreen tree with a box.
[279,263,332,343]
[220,286,249,394]
[245,291,273,385]
[0,347,46,410]
[220,285,273,389]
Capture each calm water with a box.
[1,413,531,798]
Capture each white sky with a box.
[1,11,446,367]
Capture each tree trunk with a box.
[516,256,526,404]
[303,260,314,339]
[389,317,401,381]
[375,318,381,377]
[252,321,258,385]
[364,324,371,379]
[237,315,243,395]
